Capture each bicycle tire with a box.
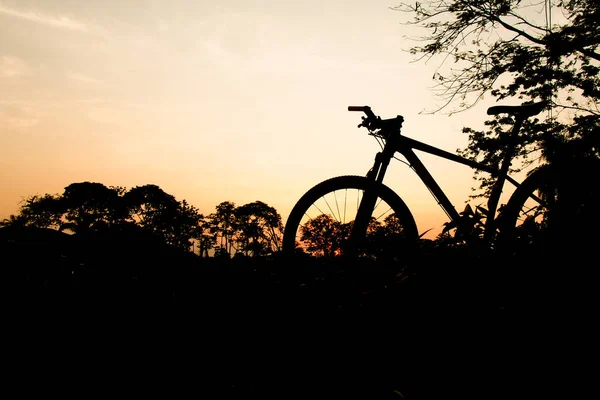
[282,175,418,260]
[498,159,600,257]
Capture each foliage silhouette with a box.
[17,194,63,230]
[234,201,283,256]
[123,184,201,249]
[4,182,203,251]
[195,214,216,258]
[60,182,125,234]
[298,213,411,259]
[209,201,237,256]
[299,214,347,257]
[4,182,285,258]
[394,0,600,199]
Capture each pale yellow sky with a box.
[0,0,501,238]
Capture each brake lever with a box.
[361,116,382,133]
[357,116,367,128]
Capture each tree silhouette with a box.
[209,201,237,257]
[299,213,414,258]
[6,182,290,257]
[300,214,346,257]
[59,182,124,234]
[195,214,215,258]
[12,194,63,229]
[394,0,599,195]
[122,184,200,250]
[7,182,204,251]
[0,214,27,228]
[394,0,599,110]
[234,201,283,256]
[124,185,179,227]
[169,199,202,250]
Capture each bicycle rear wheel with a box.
[282,176,418,262]
[498,159,600,257]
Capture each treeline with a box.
[1,182,283,258]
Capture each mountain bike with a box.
[282,101,598,260]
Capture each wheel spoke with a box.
[305,201,326,220]
[374,206,394,221]
[323,195,339,223]
[333,190,342,223]
[343,189,347,224]
[282,176,418,259]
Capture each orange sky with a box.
[1,0,505,238]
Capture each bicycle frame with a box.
[352,111,534,242]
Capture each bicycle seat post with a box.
[484,115,526,241]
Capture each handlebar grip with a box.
[348,106,368,112]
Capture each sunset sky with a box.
[1,0,502,238]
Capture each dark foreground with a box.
[3,227,595,399]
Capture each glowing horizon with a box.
[0,0,500,239]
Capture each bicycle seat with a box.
[487,101,547,117]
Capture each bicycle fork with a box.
[345,143,395,257]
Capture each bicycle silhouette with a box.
[282,101,597,260]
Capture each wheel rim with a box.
[510,185,554,249]
[502,164,600,255]
[283,177,417,260]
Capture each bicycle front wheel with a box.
[282,176,418,261]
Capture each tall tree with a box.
[60,182,124,233]
[393,0,599,195]
[123,184,200,250]
[195,214,216,258]
[12,194,64,229]
[123,185,179,228]
[170,199,202,251]
[234,201,283,256]
[208,201,237,256]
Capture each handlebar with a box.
[348,105,404,133]
[348,105,376,119]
